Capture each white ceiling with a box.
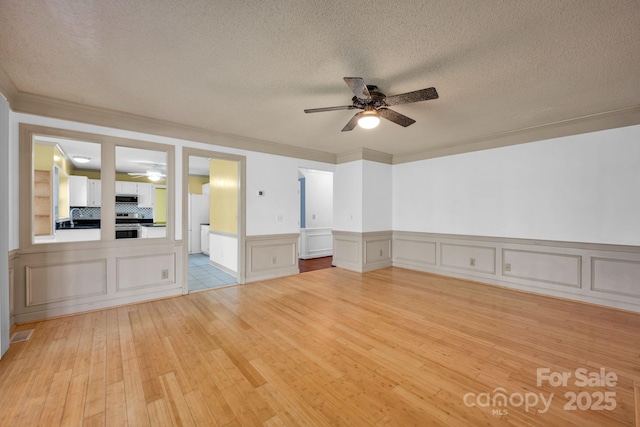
[2,1,640,158]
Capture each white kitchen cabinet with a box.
[201,225,210,255]
[87,179,101,207]
[137,182,155,208]
[115,181,137,195]
[202,182,210,195]
[68,175,88,207]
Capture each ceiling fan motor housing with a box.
[351,85,387,109]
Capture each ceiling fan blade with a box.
[304,105,356,113]
[341,112,362,132]
[383,87,439,106]
[344,77,371,101]
[378,108,416,127]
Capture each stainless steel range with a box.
[115,213,141,239]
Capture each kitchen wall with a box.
[154,187,166,223]
[67,206,154,221]
[209,158,238,235]
[188,175,208,194]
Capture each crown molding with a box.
[11,91,337,164]
[0,64,17,105]
[8,85,639,167]
[337,148,393,164]
[393,105,640,164]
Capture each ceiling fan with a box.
[127,166,166,182]
[304,77,439,131]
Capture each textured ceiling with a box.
[1,1,640,158]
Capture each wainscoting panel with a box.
[364,239,392,265]
[333,233,361,271]
[299,227,333,259]
[116,253,176,292]
[591,257,640,298]
[333,231,392,273]
[26,259,107,306]
[13,242,185,323]
[441,243,496,274]
[392,233,437,269]
[392,231,640,313]
[503,249,581,288]
[245,234,299,282]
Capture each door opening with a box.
[298,168,334,272]
[183,149,245,292]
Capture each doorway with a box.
[183,148,246,293]
[298,168,334,272]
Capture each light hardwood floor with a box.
[1,267,639,426]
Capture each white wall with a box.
[245,152,334,235]
[393,124,640,246]
[334,161,363,231]
[334,160,392,232]
[0,94,10,357]
[362,161,392,232]
[300,169,333,228]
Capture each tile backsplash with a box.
[70,205,154,220]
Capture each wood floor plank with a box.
[635,385,640,427]
[1,267,639,426]
[105,380,128,427]
[158,371,196,427]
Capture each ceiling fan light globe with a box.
[358,112,380,129]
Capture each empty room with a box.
[0,1,639,425]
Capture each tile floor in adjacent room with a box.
[188,253,237,292]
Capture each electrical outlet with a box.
[161,269,169,279]
[504,263,511,272]
[470,258,476,267]
[272,256,277,265]
[276,215,283,222]
[379,249,383,257]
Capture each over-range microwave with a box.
[115,194,138,204]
